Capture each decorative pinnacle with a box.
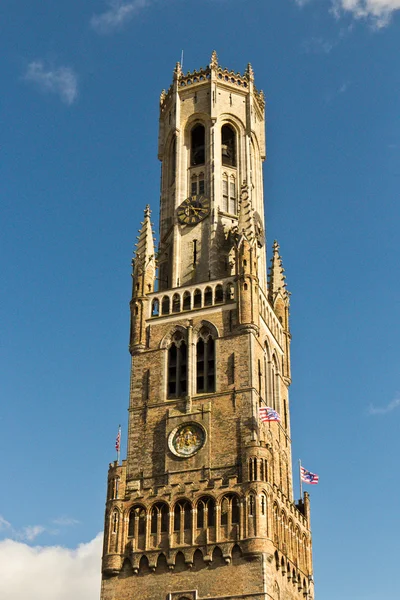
[160,89,166,105]
[210,50,218,69]
[174,61,182,80]
[245,62,254,82]
[133,205,155,274]
[268,240,289,301]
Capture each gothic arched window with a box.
[174,501,192,532]
[196,496,215,528]
[168,332,187,397]
[128,505,146,538]
[150,502,169,535]
[196,328,215,394]
[191,124,205,166]
[221,124,236,167]
[221,494,240,526]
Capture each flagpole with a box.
[117,424,121,465]
[299,458,303,500]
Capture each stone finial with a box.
[160,89,166,105]
[133,205,156,275]
[174,61,182,80]
[268,240,289,304]
[245,62,254,82]
[210,50,218,69]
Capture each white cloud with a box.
[368,395,400,415]
[91,0,151,33]
[333,0,400,26]
[0,533,102,600]
[295,0,400,27]
[24,61,78,105]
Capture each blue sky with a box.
[1,1,400,598]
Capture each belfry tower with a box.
[100,52,314,600]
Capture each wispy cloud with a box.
[0,516,12,531]
[52,516,80,527]
[295,0,400,28]
[24,61,78,105]
[91,0,151,34]
[0,515,79,542]
[302,36,336,54]
[19,525,46,542]
[368,395,400,415]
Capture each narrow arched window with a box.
[215,285,223,304]
[221,124,236,167]
[191,124,205,166]
[183,291,191,311]
[128,505,146,538]
[226,283,234,301]
[151,298,159,317]
[172,293,180,313]
[249,495,255,517]
[112,510,118,533]
[174,501,191,531]
[221,494,240,527]
[204,286,212,306]
[193,288,202,308]
[260,459,264,481]
[162,296,170,315]
[196,328,215,393]
[197,496,215,528]
[151,502,169,535]
[168,332,187,397]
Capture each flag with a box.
[259,406,280,422]
[300,466,319,485]
[115,427,121,452]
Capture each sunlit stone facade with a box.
[100,52,314,600]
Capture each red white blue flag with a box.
[300,466,319,485]
[259,406,280,422]
[115,427,121,452]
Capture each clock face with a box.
[177,195,210,226]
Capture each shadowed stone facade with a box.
[100,52,314,600]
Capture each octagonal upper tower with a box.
[157,51,267,292]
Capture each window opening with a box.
[197,496,215,528]
[162,296,170,315]
[196,330,215,393]
[221,125,236,167]
[193,240,197,267]
[168,333,187,397]
[191,125,205,166]
[172,293,180,313]
[183,291,191,311]
[215,285,223,303]
[193,289,202,309]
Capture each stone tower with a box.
[100,52,314,600]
